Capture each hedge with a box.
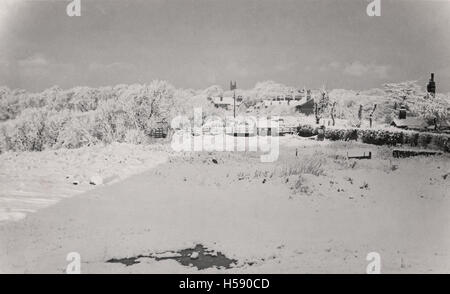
[296,124,450,153]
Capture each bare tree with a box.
[315,89,330,125]
[330,102,337,126]
[369,104,377,128]
[356,105,363,128]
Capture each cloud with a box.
[0,53,76,90]
[274,61,297,72]
[16,55,53,80]
[343,61,390,79]
[16,54,74,79]
[87,62,139,85]
[225,61,249,77]
[14,54,52,79]
[88,62,137,73]
[0,0,25,35]
[319,61,341,72]
[18,54,49,68]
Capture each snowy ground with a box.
[0,143,169,222]
[0,137,449,273]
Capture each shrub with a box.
[279,155,325,177]
[56,114,98,149]
[0,123,12,152]
[92,100,128,143]
[297,124,317,137]
[321,125,450,152]
[358,129,403,146]
[7,108,47,151]
[325,128,358,141]
[124,129,148,144]
[42,110,71,148]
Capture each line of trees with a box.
[1,80,449,152]
[0,81,178,152]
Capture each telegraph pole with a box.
[233,89,236,118]
[231,81,237,118]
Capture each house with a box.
[261,93,315,115]
[390,117,428,131]
[263,95,309,107]
[294,98,315,115]
[211,96,241,110]
[390,104,429,131]
[390,103,450,132]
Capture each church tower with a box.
[230,81,237,91]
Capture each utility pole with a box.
[233,90,236,118]
[231,81,237,118]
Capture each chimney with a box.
[399,105,406,119]
[427,73,436,96]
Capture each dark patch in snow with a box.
[106,244,237,270]
[107,256,143,266]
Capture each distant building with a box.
[258,88,317,115]
[263,96,293,107]
[230,81,237,91]
[262,89,314,108]
[390,105,427,130]
[211,96,241,110]
[294,99,315,115]
[390,117,428,130]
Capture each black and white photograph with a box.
[0,0,449,277]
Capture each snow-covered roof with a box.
[262,97,310,106]
[212,96,237,105]
[391,117,428,129]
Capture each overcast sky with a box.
[0,0,449,92]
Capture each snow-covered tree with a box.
[314,89,330,124]
[410,94,449,130]
[251,80,291,100]
[384,81,449,128]
[202,85,223,99]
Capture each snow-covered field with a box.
[0,143,169,222]
[0,137,449,273]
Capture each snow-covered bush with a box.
[296,124,317,137]
[0,123,12,152]
[324,128,358,141]
[91,99,127,143]
[6,108,48,151]
[56,113,98,149]
[42,110,71,148]
[322,126,450,152]
[118,81,175,133]
[358,129,403,146]
[202,85,224,99]
[124,129,148,144]
[0,90,20,121]
[410,94,449,129]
